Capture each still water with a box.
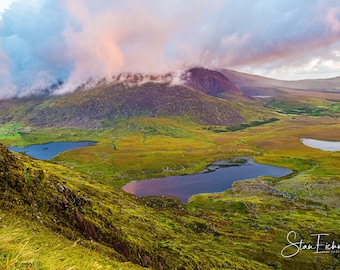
[123,158,292,203]
[301,138,340,152]
[9,141,96,160]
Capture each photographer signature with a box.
[281,230,340,258]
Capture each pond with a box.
[9,141,96,160]
[252,95,271,98]
[301,138,340,152]
[122,158,292,203]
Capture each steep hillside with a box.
[0,80,267,129]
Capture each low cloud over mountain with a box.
[1,0,340,99]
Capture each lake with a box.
[252,95,271,98]
[122,158,292,203]
[301,138,340,152]
[9,141,96,160]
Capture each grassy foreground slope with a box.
[1,113,340,269]
[0,142,276,269]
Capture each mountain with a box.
[92,67,249,99]
[220,69,340,95]
[0,68,267,129]
[2,66,339,130]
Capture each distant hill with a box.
[220,69,340,95]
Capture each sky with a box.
[1,0,340,99]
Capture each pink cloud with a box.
[325,6,340,33]
[62,0,125,89]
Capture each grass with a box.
[0,123,25,146]
[268,98,340,117]
[0,210,141,270]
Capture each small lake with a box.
[9,141,96,160]
[301,138,340,152]
[252,95,271,98]
[122,158,292,203]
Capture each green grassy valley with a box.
[1,70,340,269]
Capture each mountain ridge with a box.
[220,68,340,94]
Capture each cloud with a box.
[1,0,340,99]
[0,44,17,98]
[325,5,340,33]
[0,0,72,98]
